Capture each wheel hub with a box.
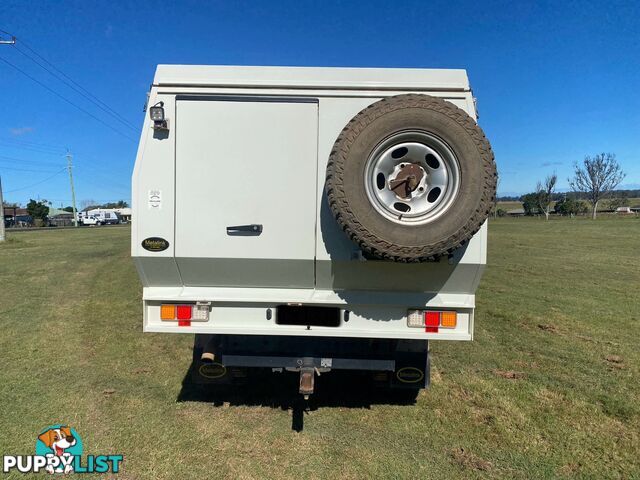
[388,163,426,200]
[364,131,460,225]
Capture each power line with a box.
[13,43,139,132]
[0,165,62,173]
[1,29,137,132]
[0,154,66,167]
[0,137,67,150]
[5,168,67,193]
[0,54,136,142]
[1,138,67,152]
[0,140,66,156]
[16,37,139,130]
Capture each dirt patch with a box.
[450,447,492,471]
[493,369,526,380]
[132,367,152,374]
[558,462,582,476]
[576,334,620,347]
[538,323,558,333]
[605,355,623,364]
[605,355,625,369]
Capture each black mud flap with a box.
[190,335,247,385]
[373,347,430,390]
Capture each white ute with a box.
[132,65,496,397]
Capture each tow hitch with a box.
[221,354,395,398]
[298,368,315,399]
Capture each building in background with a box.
[113,207,132,222]
[48,207,75,227]
[2,206,32,227]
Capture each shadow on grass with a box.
[177,361,419,431]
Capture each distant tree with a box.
[100,200,129,209]
[82,204,101,212]
[554,197,588,217]
[26,199,49,223]
[81,199,98,210]
[569,153,625,219]
[496,208,507,217]
[607,192,629,211]
[491,177,501,219]
[535,173,557,221]
[521,193,542,216]
[62,206,74,213]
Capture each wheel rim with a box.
[364,130,460,225]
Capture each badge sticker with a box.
[141,237,169,252]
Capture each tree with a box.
[492,177,501,219]
[26,199,49,224]
[62,206,74,213]
[569,153,625,219]
[607,192,629,211]
[81,199,98,210]
[521,193,542,216]
[101,200,129,209]
[535,173,557,221]
[554,196,588,216]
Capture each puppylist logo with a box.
[3,425,123,474]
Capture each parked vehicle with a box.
[78,209,120,225]
[615,206,635,215]
[132,65,496,398]
[80,215,102,226]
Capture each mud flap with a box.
[373,348,430,390]
[191,334,247,385]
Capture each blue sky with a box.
[1,0,638,206]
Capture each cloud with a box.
[541,161,563,167]
[10,126,33,136]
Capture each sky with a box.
[0,0,638,206]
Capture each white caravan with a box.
[79,209,120,225]
[132,65,496,397]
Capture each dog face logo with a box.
[38,426,76,457]
[35,425,83,474]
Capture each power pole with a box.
[66,150,78,227]
[0,176,5,242]
[1,34,14,241]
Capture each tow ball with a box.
[299,368,316,399]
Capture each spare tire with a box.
[326,94,496,262]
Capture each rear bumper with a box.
[142,286,474,341]
[193,335,430,389]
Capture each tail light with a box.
[407,309,458,332]
[176,305,192,320]
[160,304,176,320]
[160,302,210,325]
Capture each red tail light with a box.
[425,311,440,332]
[176,305,192,320]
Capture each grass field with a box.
[497,198,640,212]
[1,218,639,479]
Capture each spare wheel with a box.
[326,94,497,262]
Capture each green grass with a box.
[1,219,639,479]
[497,198,640,211]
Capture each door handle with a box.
[226,224,263,236]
